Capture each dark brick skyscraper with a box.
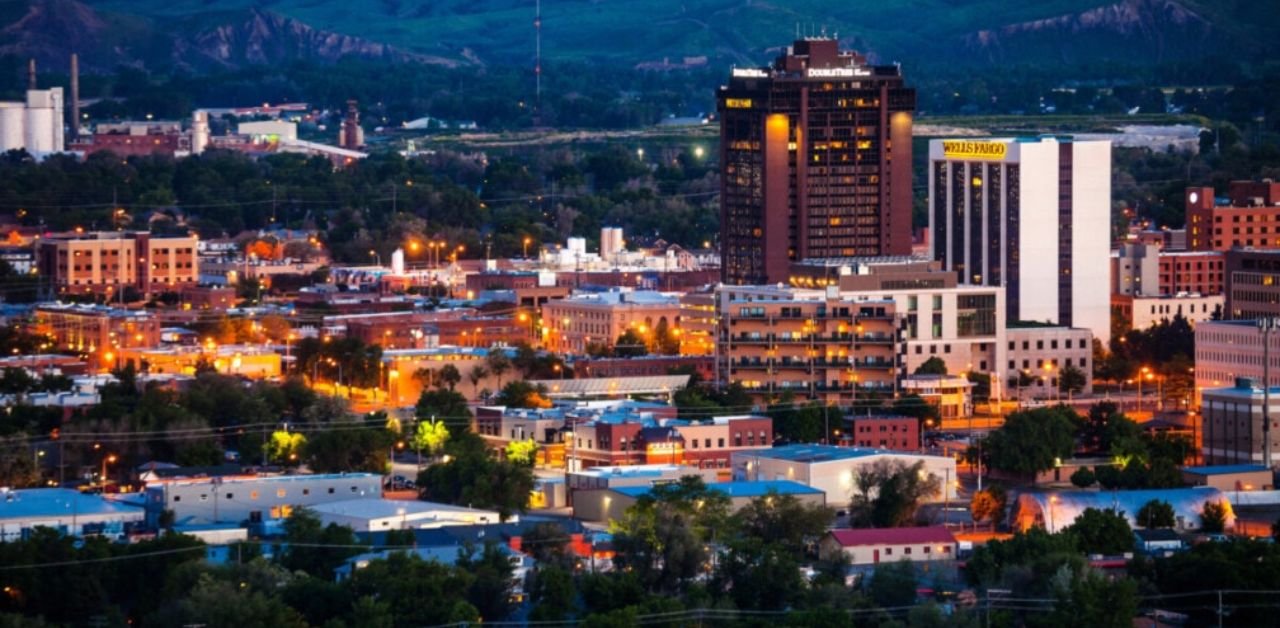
[718,39,916,285]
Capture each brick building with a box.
[35,231,198,297]
[1186,181,1280,251]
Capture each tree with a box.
[467,365,488,398]
[981,407,1076,476]
[1200,501,1228,533]
[304,428,395,473]
[437,364,462,391]
[1063,508,1133,555]
[413,418,450,459]
[493,380,551,409]
[1044,569,1139,628]
[714,539,805,611]
[891,394,941,431]
[867,560,918,608]
[456,542,516,622]
[417,432,534,521]
[341,552,480,625]
[1070,467,1096,488]
[504,438,538,465]
[614,329,647,357]
[280,508,363,579]
[529,565,576,622]
[849,459,938,528]
[414,388,472,437]
[610,476,730,593]
[485,350,512,388]
[1136,499,1176,529]
[913,356,948,376]
[267,430,307,466]
[731,490,834,557]
[970,486,1008,531]
[1059,364,1087,397]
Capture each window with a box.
[924,546,931,554]
[350,486,359,493]
[173,495,182,502]
[718,438,725,448]
[250,491,260,500]
[885,548,893,555]
[302,489,310,496]
[277,489,287,498]
[904,547,913,555]
[328,487,336,494]
[226,493,234,500]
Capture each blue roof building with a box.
[0,488,145,541]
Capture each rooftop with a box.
[309,498,500,521]
[745,444,945,464]
[613,480,823,499]
[828,526,955,547]
[1182,464,1270,476]
[572,464,697,479]
[0,488,143,519]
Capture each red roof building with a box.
[819,526,957,566]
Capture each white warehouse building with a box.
[730,444,958,509]
[928,136,1112,345]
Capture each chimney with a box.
[27,58,36,90]
[69,54,80,139]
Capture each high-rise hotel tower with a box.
[927,137,1112,344]
[717,39,916,285]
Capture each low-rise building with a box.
[0,488,144,541]
[573,479,824,523]
[1111,293,1223,331]
[31,304,161,370]
[566,464,718,495]
[119,344,281,378]
[1195,320,1280,404]
[845,416,920,451]
[35,231,199,297]
[899,375,973,419]
[1225,248,1280,320]
[818,526,957,566]
[310,498,507,532]
[731,444,959,507]
[1200,379,1280,466]
[144,473,383,526]
[1005,325,1094,398]
[1181,464,1273,492]
[541,289,683,355]
[1186,182,1280,252]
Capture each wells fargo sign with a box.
[942,140,1007,160]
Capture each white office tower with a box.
[927,137,1112,344]
[24,88,64,154]
[600,227,624,262]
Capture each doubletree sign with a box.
[941,140,1007,160]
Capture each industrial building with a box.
[0,88,65,156]
[1009,487,1233,534]
[928,136,1112,344]
[573,479,825,523]
[0,488,144,541]
[731,444,959,507]
[309,499,507,532]
[818,526,958,567]
[144,473,384,526]
[717,38,916,285]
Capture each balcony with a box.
[853,359,896,369]
[730,335,771,344]
[729,359,768,370]
[855,334,895,344]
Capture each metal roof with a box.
[613,480,823,499]
[0,488,144,520]
[531,375,690,397]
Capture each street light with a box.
[523,237,532,259]
[369,249,381,266]
[101,454,117,488]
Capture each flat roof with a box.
[157,472,381,487]
[572,464,698,479]
[0,488,144,519]
[309,498,499,520]
[1182,464,1270,476]
[613,480,822,499]
[829,526,955,547]
[743,444,948,464]
[531,375,690,397]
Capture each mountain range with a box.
[0,0,1275,74]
